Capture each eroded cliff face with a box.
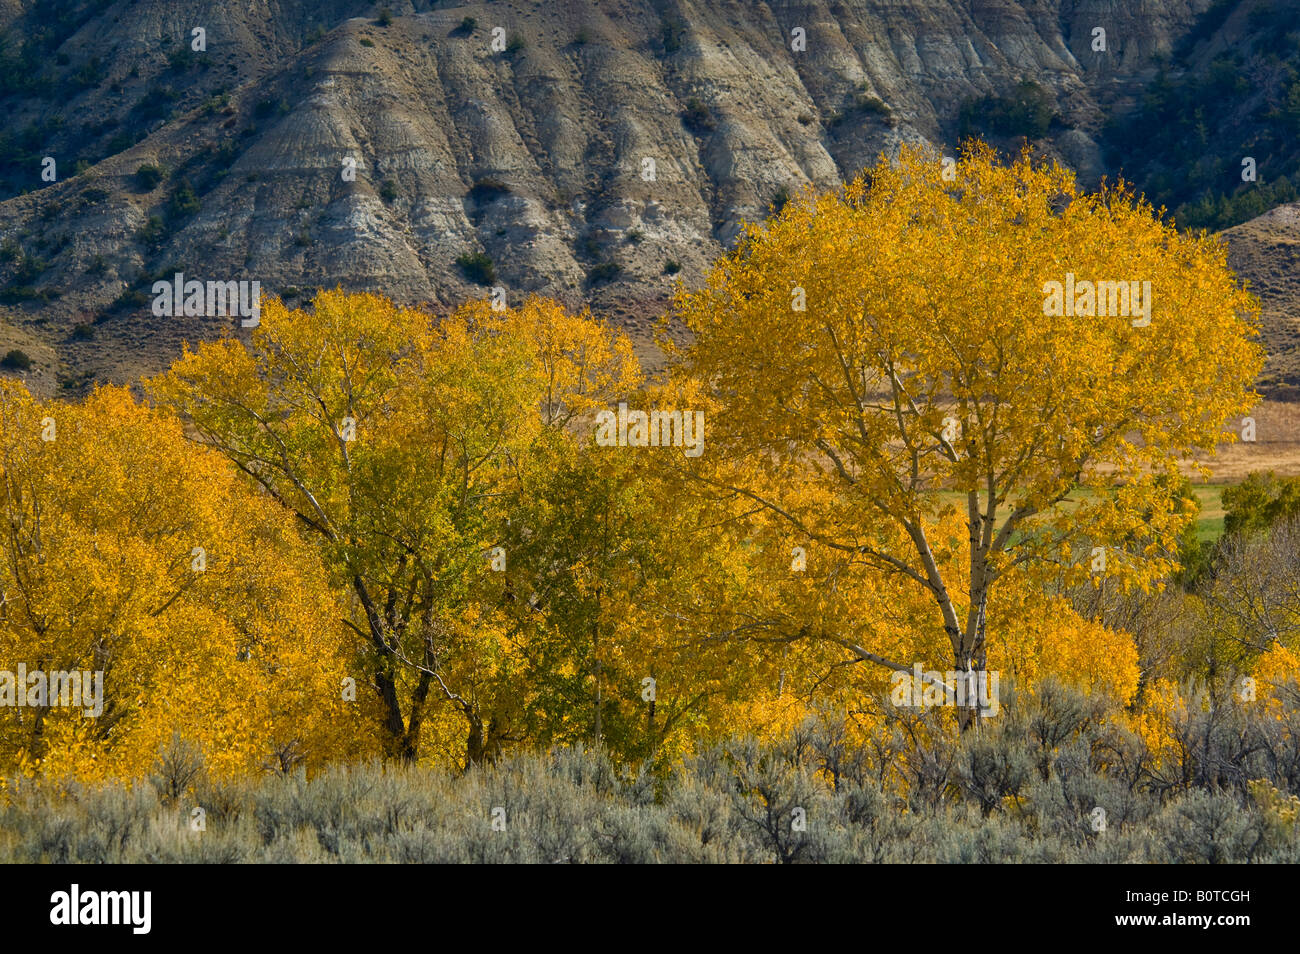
[1226,203,1300,399]
[0,0,1227,391]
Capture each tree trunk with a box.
[400,670,433,763]
[466,715,486,767]
[956,603,989,733]
[593,587,602,748]
[647,694,657,759]
[372,667,410,757]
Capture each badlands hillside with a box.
[0,0,1295,434]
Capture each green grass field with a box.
[1189,484,1226,542]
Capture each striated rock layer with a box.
[0,0,1259,394]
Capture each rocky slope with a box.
[0,0,1275,396]
[1226,202,1300,399]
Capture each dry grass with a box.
[1182,400,1300,481]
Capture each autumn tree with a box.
[668,141,1263,727]
[0,381,364,782]
[500,436,817,762]
[419,308,758,763]
[495,444,661,755]
[151,290,639,765]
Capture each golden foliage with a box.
[0,380,371,783]
[0,144,1269,782]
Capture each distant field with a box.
[919,398,1296,548]
[1188,401,1300,480]
[1190,484,1226,542]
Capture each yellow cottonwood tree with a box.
[0,381,365,782]
[668,141,1262,726]
[645,496,1139,742]
[152,291,640,765]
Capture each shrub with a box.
[958,80,1055,140]
[1,349,32,370]
[254,97,289,119]
[468,178,510,202]
[0,287,54,304]
[112,288,150,309]
[589,261,621,284]
[150,732,207,805]
[2,689,1298,863]
[202,92,232,115]
[663,259,681,275]
[455,251,496,285]
[379,179,398,202]
[681,96,714,133]
[1222,471,1300,537]
[135,163,164,191]
[137,215,166,246]
[660,19,685,54]
[167,178,200,219]
[771,185,791,214]
[853,92,890,116]
[105,130,138,154]
[12,252,47,284]
[135,84,178,121]
[167,45,195,72]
